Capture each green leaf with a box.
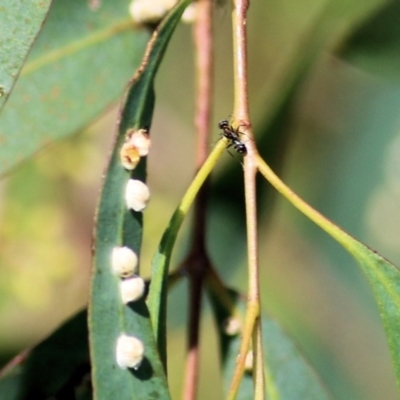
[341,242,400,393]
[340,1,400,79]
[208,289,331,400]
[0,0,149,177]
[257,156,400,395]
[88,1,192,398]
[254,0,389,131]
[262,317,331,400]
[306,227,400,395]
[0,0,52,113]
[0,310,89,399]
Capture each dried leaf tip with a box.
[125,179,150,212]
[111,247,138,277]
[120,276,145,304]
[116,334,144,370]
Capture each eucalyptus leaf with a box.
[341,1,400,79]
[342,241,400,394]
[0,0,52,112]
[88,1,192,398]
[257,155,400,395]
[256,0,388,131]
[0,310,89,400]
[0,0,149,177]
[208,289,331,400]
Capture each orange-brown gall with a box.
[120,143,140,170]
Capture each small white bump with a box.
[111,247,138,278]
[244,350,253,372]
[125,179,150,212]
[222,317,241,336]
[129,0,177,24]
[129,1,165,24]
[120,275,145,304]
[116,334,144,370]
[181,3,197,24]
[126,129,151,157]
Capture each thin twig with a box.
[183,260,205,400]
[182,1,214,399]
[227,0,265,398]
[232,0,250,122]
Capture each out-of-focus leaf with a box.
[341,1,400,79]
[0,310,89,399]
[88,1,192,398]
[213,0,390,230]
[344,241,400,393]
[257,156,400,395]
[0,0,51,112]
[208,288,331,399]
[255,0,389,130]
[0,0,149,176]
[262,317,331,400]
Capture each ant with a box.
[218,120,247,155]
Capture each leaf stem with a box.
[256,154,350,249]
[147,138,227,365]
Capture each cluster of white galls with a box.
[121,128,151,212]
[114,128,151,370]
[112,246,144,304]
[113,0,198,371]
[112,246,145,369]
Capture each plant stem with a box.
[183,1,214,399]
[232,0,250,122]
[183,264,204,400]
[253,317,265,399]
[228,0,265,398]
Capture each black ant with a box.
[218,120,247,155]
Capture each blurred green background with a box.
[1,0,400,399]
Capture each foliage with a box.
[1,0,400,399]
